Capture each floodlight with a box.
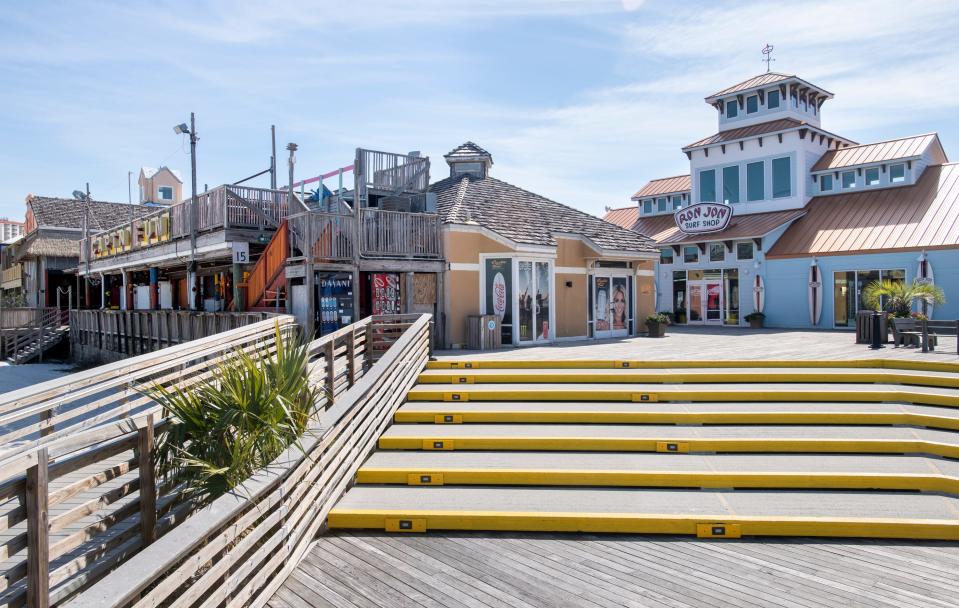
[173,123,190,135]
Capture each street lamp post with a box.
[174,114,199,309]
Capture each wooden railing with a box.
[0,308,59,330]
[357,149,430,193]
[244,221,289,309]
[65,314,431,608]
[70,310,276,359]
[80,186,306,263]
[0,266,21,290]
[360,207,442,258]
[1,308,64,363]
[0,317,300,607]
[287,211,354,262]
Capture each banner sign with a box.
[674,203,732,234]
[485,258,512,324]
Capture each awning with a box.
[633,208,806,246]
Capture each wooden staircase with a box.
[3,308,69,364]
[329,358,959,541]
[241,219,289,311]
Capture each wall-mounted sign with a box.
[232,241,249,264]
[674,203,732,235]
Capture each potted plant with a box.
[862,279,945,318]
[646,312,671,338]
[744,311,765,329]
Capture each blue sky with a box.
[2,0,959,220]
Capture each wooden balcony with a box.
[80,185,306,263]
[290,208,442,262]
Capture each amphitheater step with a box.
[327,486,959,540]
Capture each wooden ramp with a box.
[329,359,959,540]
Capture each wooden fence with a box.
[0,314,426,607]
[70,310,275,360]
[66,314,431,608]
[360,208,442,258]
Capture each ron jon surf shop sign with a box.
[674,202,732,235]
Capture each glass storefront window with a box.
[856,270,880,312]
[724,268,739,325]
[833,268,905,327]
[736,242,753,260]
[660,247,673,264]
[673,270,687,324]
[518,261,533,341]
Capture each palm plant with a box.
[144,322,320,503]
[862,279,945,318]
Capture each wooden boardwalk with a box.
[269,531,959,608]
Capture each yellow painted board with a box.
[377,436,959,459]
[329,509,959,540]
[425,359,959,373]
[393,410,959,431]
[355,469,959,495]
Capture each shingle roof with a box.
[27,196,154,231]
[767,162,959,259]
[430,175,656,254]
[631,208,806,246]
[20,237,79,258]
[443,142,493,165]
[631,175,691,200]
[603,207,639,231]
[141,166,183,182]
[810,133,946,172]
[707,72,796,99]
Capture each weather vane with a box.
[762,43,775,73]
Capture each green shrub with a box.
[862,279,945,318]
[144,322,320,503]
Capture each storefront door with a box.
[686,279,723,325]
[592,275,630,339]
[517,260,552,344]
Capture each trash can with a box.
[467,315,501,350]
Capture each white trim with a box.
[635,269,655,277]
[555,266,588,275]
[555,335,588,342]
[449,262,480,272]
[446,223,556,254]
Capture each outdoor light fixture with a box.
[173,123,190,135]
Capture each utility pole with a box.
[84,183,91,309]
[270,125,277,190]
[289,142,313,337]
[174,114,200,309]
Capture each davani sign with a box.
[674,202,732,235]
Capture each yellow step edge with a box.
[405,388,959,408]
[376,436,959,459]
[327,509,959,540]
[425,359,959,373]
[392,410,959,432]
[416,371,959,389]
[355,468,959,495]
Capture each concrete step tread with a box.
[408,382,959,396]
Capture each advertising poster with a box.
[372,273,400,315]
[485,258,512,329]
[611,277,628,330]
[594,276,610,331]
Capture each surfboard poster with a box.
[753,275,765,314]
[808,263,823,326]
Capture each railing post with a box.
[324,338,336,405]
[138,415,157,546]
[365,321,375,368]
[346,326,356,387]
[26,447,50,608]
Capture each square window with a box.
[865,167,880,186]
[643,200,653,214]
[709,243,725,262]
[660,247,674,264]
[158,186,173,200]
[736,242,754,260]
[890,164,906,183]
[699,169,716,202]
[820,174,833,192]
[726,101,738,119]
[767,90,780,109]
[671,195,682,210]
[722,165,740,204]
[772,157,791,198]
[683,246,699,264]
[657,197,667,212]
[746,95,758,114]
[841,171,856,189]
[746,161,764,201]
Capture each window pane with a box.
[726,101,738,118]
[833,271,856,327]
[856,270,880,312]
[657,197,667,212]
[684,246,699,263]
[660,247,673,264]
[841,171,856,189]
[772,157,791,198]
[736,242,753,260]
[820,174,833,192]
[709,243,725,262]
[643,200,653,214]
[699,169,716,202]
[722,166,740,204]
[746,96,758,113]
[767,90,780,109]
[865,168,880,186]
[890,164,906,183]
[746,161,764,201]
[672,195,682,209]
[724,268,739,325]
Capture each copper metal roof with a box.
[810,133,946,172]
[708,73,795,98]
[603,206,639,230]
[631,175,691,200]
[684,119,855,151]
[630,208,806,246]
[767,163,959,259]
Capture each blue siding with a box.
[764,250,959,329]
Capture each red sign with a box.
[675,203,732,234]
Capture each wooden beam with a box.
[27,447,49,608]
[138,415,157,546]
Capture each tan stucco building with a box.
[432,143,658,348]
[138,166,182,205]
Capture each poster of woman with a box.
[594,277,610,330]
[611,279,628,330]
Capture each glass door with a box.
[704,279,723,324]
[534,261,551,341]
[687,282,704,324]
[517,260,552,344]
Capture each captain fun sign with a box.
[675,202,732,235]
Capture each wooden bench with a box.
[890,318,934,349]
[919,319,959,354]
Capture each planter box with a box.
[748,318,764,329]
[646,321,667,337]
